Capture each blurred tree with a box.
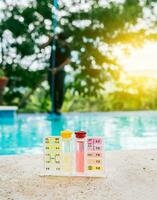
[0,0,157,111]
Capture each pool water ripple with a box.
[0,112,157,155]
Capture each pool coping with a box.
[0,106,18,110]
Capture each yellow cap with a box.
[61,130,73,139]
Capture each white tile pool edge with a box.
[0,106,18,111]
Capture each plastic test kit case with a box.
[44,131,105,177]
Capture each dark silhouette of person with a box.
[48,34,70,114]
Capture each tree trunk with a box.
[0,77,8,105]
[0,89,3,104]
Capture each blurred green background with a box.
[0,0,157,112]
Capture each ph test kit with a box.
[44,131,105,177]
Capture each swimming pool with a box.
[0,112,157,155]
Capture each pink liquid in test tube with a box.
[76,141,84,172]
[75,131,87,173]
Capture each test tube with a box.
[61,130,73,173]
[75,131,87,173]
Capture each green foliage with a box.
[0,69,5,78]
[3,17,27,37]
[19,86,50,113]
[0,0,157,111]
[63,76,157,112]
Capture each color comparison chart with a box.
[44,131,105,177]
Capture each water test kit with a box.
[44,131,105,177]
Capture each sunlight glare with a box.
[121,42,157,75]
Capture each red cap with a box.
[75,131,87,139]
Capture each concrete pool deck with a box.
[0,150,157,200]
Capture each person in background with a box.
[40,33,70,114]
[49,34,71,114]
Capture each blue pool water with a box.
[0,112,157,155]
